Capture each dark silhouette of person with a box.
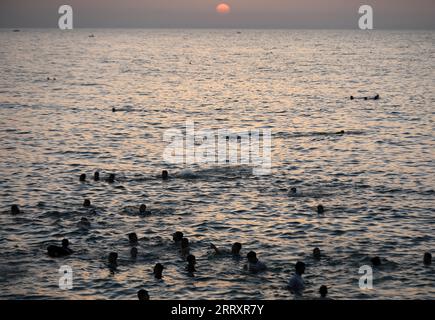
[47,239,73,257]
[423,252,432,265]
[173,231,184,243]
[94,171,100,181]
[108,252,118,268]
[137,289,149,300]
[371,256,381,266]
[106,174,115,183]
[154,263,164,279]
[317,204,325,214]
[186,254,196,273]
[11,204,20,215]
[288,261,306,295]
[131,247,138,259]
[319,285,328,299]
[83,199,91,207]
[128,232,138,244]
[162,170,169,180]
[313,247,321,260]
[79,173,86,182]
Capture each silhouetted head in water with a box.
[247,251,258,264]
[231,242,242,255]
[181,237,189,249]
[131,247,138,259]
[295,261,306,275]
[371,256,381,266]
[319,285,328,298]
[78,217,90,228]
[162,170,169,180]
[137,289,149,300]
[107,174,115,183]
[112,107,116,112]
[108,252,118,266]
[186,254,196,272]
[173,231,183,243]
[350,96,354,100]
[317,204,324,214]
[47,239,73,257]
[11,204,20,215]
[313,247,321,260]
[79,173,86,182]
[423,252,432,265]
[128,232,138,244]
[139,204,147,214]
[94,171,100,181]
[154,263,164,279]
[337,130,345,135]
[290,187,297,194]
[374,94,380,100]
[83,199,91,207]
[364,97,368,100]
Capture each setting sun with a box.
[216,3,231,14]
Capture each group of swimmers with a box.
[8,168,433,299]
[350,94,380,100]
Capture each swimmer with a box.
[128,232,138,244]
[289,187,297,195]
[317,204,324,214]
[83,199,91,207]
[47,239,73,257]
[172,231,184,243]
[112,107,116,112]
[186,254,196,273]
[244,251,267,273]
[154,263,164,279]
[313,247,321,260]
[350,96,354,100]
[371,256,381,266]
[319,285,330,300]
[210,242,242,257]
[287,261,306,296]
[131,247,138,259]
[139,204,149,215]
[137,289,149,300]
[79,173,86,182]
[77,217,91,228]
[106,174,115,183]
[108,252,118,267]
[180,238,190,256]
[94,171,100,181]
[373,94,380,100]
[336,130,345,135]
[423,252,432,265]
[162,170,169,180]
[11,204,20,215]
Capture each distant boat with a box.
[88,34,95,38]
[13,29,21,32]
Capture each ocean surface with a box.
[0,29,434,300]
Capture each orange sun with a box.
[216,3,231,14]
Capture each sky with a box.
[0,0,434,29]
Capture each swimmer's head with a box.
[423,252,432,265]
[128,232,138,244]
[137,289,149,300]
[247,251,258,263]
[131,247,138,258]
[295,261,306,275]
[290,187,297,194]
[173,231,184,242]
[371,256,381,266]
[162,170,169,180]
[364,97,368,100]
[11,204,20,215]
[231,242,242,255]
[313,247,321,259]
[317,204,324,214]
[108,252,118,265]
[139,204,147,214]
[181,237,189,248]
[62,239,69,248]
[79,173,86,182]
[154,263,164,279]
[107,174,115,183]
[112,107,116,112]
[83,199,91,207]
[319,285,328,298]
[94,171,100,181]
[350,96,354,100]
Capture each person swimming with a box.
[289,187,297,195]
[108,252,118,268]
[154,263,164,279]
[94,171,100,181]
[180,238,190,256]
[350,94,380,100]
[287,261,306,296]
[112,107,116,112]
[139,204,150,215]
[317,204,325,214]
[79,173,86,182]
[371,256,382,266]
[106,174,115,183]
[77,217,91,228]
[162,170,169,180]
[128,232,138,244]
[336,130,345,135]
[423,252,432,265]
[137,289,149,300]
[173,231,184,244]
[210,242,242,257]
[313,247,321,260]
[11,204,20,215]
[319,285,329,299]
[83,199,91,207]
[186,254,196,273]
[47,239,73,257]
[244,251,267,273]
[131,247,138,259]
